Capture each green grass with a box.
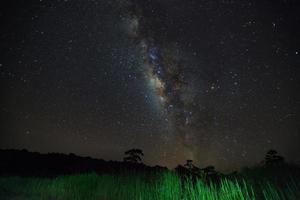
[0,172,299,200]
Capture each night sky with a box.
[1,0,300,171]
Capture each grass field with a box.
[0,172,300,200]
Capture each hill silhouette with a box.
[0,149,167,177]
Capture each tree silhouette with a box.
[183,159,201,175]
[265,149,285,166]
[123,148,144,164]
[184,159,194,170]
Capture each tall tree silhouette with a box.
[123,149,144,164]
[265,149,285,166]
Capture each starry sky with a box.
[1,0,300,171]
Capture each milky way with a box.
[121,3,199,160]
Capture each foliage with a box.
[123,148,144,164]
[264,149,285,166]
[1,171,299,200]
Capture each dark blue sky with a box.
[1,0,299,171]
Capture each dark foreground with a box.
[1,149,300,199]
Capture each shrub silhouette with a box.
[202,165,217,176]
[123,149,144,164]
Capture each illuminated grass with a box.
[0,172,299,200]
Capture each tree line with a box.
[123,148,286,178]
